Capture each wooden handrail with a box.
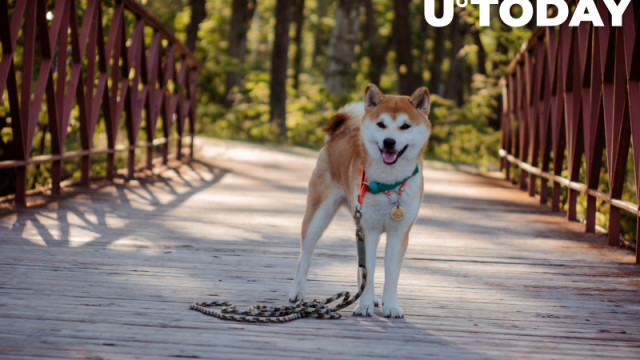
[121,0,201,70]
[499,150,640,217]
[0,135,193,169]
[499,1,640,262]
[0,0,199,205]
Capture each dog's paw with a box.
[288,292,303,303]
[382,303,404,318]
[353,302,375,316]
[288,288,305,303]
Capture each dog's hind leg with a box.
[289,187,343,303]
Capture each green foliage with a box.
[427,74,502,169]
[199,71,338,148]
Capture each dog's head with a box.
[360,84,432,166]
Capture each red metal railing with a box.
[500,1,640,262]
[0,0,200,204]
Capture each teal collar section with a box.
[367,165,420,194]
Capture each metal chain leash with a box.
[189,207,367,323]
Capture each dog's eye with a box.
[377,121,386,129]
[400,123,411,130]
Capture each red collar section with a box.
[358,166,367,205]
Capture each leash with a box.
[189,205,368,323]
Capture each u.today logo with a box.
[424,0,632,28]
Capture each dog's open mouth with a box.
[380,145,408,165]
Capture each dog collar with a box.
[358,165,420,204]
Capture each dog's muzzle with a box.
[380,138,407,165]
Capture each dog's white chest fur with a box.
[356,170,423,235]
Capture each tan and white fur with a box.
[289,84,432,318]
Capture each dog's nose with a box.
[383,138,396,150]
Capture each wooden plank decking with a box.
[1,138,640,359]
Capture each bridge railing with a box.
[500,1,640,262]
[0,0,200,205]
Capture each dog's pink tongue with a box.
[383,151,398,164]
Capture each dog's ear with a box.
[364,84,384,109]
[410,87,431,115]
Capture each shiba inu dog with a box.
[289,84,432,318]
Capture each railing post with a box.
[107,151,115,181]
[147,143,153,170]
[551,182,561,212]
[567,189,578,221]
[608,206,621,246]
[81,156,91,186]
[189,70,198,160]
[162,140,169,165]
[585,195,597,232]
[15,165,26,206]
[128,148,135,179]
[636,219,640,264]
[177,135,183,161]
[51,160,62,194]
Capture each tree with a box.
[292,0,305,91]
[444,11,466,105]
[429,25,445,95]
[324,0,362,96]
[362,0,393,87]
[427,0,445,95]
[393,0,420,95]
[470,26,486,76]
[310,1,331,70]
[224,0,256,108]
[270,0,293,140]
[185,0,206,52]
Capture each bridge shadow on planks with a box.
[0,160,229,249]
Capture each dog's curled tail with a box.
[323,102,364,142]
[323,113,348,137]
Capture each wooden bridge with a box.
[2,0,640,358]
[1,138,639,359]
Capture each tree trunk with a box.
[363,0,375,42]
[324,0,362,96]
[429,5,445,95]
[270,0,293,140]
[393,0,419,95]
[470,26,486,76]
[444,12,465,105]
[292,0,305,91]
[493,23,511,75]
[224,0,256,108]
[415,3,428,88]
[185,0,206,52]
[361,0,394,88]
[310,1,331,70]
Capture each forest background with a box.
[146,0,533,166]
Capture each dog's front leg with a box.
[353,228,381,316]
[382,228,410,318]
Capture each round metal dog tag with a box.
[390,206,405,221]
